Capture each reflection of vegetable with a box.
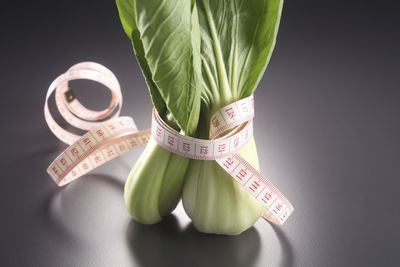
[116,0,284,234]
[127,215,261,267]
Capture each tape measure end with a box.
[64,89,75,103]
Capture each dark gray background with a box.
[1,1,399,266]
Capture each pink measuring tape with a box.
[45,62,294,225]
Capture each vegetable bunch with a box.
[116,0,283,235]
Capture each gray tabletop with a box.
[1,1,399,266]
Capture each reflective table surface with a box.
[1,1,399,266]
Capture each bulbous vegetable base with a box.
[124,138,190,224]
[182,137,264,235]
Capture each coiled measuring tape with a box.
[45,62,294,225]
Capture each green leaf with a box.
[116,0,166,114]
[116,0,202,135]
[196,0,284,113]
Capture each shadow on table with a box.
[43,174,124,241]
[126,216,261,267]
[43,173,292,267]
[270,224,294,267]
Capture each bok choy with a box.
[116,0,283,234]
[116,0,202,224]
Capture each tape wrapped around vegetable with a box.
[116,0,287,235]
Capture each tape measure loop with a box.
[45,62,294,226]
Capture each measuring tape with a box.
[45,62,294,225]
